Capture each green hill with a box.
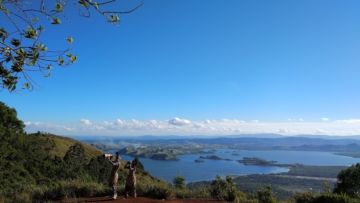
[28,132,102,159]
[0,102,166,202]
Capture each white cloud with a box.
[168,117,191,126]
[321,118,330,122]
[23,117,360,136]
[24,121,32,126]
[114,119,124,125]
[336,119,360,124]
[80,119,92,126]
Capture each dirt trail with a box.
[59,196,225,203]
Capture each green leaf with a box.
[24,27,38,39]
[11,39,20,47]
[78,0,89,8]
[22,83,30,89]
[51,17,62,25]
[55,3,64,12]
[70,55,77,63]
[57,57,65,66]
[0,27,8,42]
[35,43,47,51]
[67,53,77,63]
[108,15,120,24]
[67,36,74,44]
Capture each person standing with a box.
[107,152,121,200]
[125,158,138,198]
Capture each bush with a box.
[314,193,358,203]
[294,192,359,203]
[257,186,276,203]
[137,179,172,199]
[334,163,360,198]
[173,188,192,199]
[210,176,239,202]
[190,186,211,199]
[173,176,186,189]
[294,192,316,203]
[32,179,109,201]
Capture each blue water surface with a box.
[118,149,360,182]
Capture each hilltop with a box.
[28,132,102,159]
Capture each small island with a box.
[119,146,179,161]
[238,157,278,166]
[199,155,232,161]
[238,157,296,167]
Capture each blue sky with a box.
[2,0,360,136]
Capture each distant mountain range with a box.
[73,134,360,145]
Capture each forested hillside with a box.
[0,102,164,202]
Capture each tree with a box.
[63,143,88,177]
[257,186,276,203]
[334,163,360,197]
[0,101,24,135]
[0,0,142,91]
[210,176,238,202]
[173,175,185,189]
[87,155,112,183]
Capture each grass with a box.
[29,133,102,159]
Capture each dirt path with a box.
[59,196,225,203]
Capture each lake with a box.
[118,149,360,183]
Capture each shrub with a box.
[312,193,358,203]
[294,192,359,203]
[334,163,360,198]
[32,179,109,201]
[257,186,276,203]
[173,176,186,189]
[137,179,172,199]
[190,186,211,199]
[210,176,239,202]
[294,192,316,203]
[173,188,192,199]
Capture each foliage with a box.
[63,143,90,178]
[173,175,186,189]
[294,192,359,203]
[210,176,240,202]
[0,0,142,91]
[257,186,277,203]
[0,102,105,201]
[86,155,113,184]
[28,131,102,158]
[294,192,316,203]
[32,179,110,202]
[230,173,333,200]
[137,179,172,199]
[334,163,360,197]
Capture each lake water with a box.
[118,149,360,183]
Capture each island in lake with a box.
[238,157,297,167]
[118,145,206,161]
[199,155,232,161]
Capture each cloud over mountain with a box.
[23,117,360,137]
